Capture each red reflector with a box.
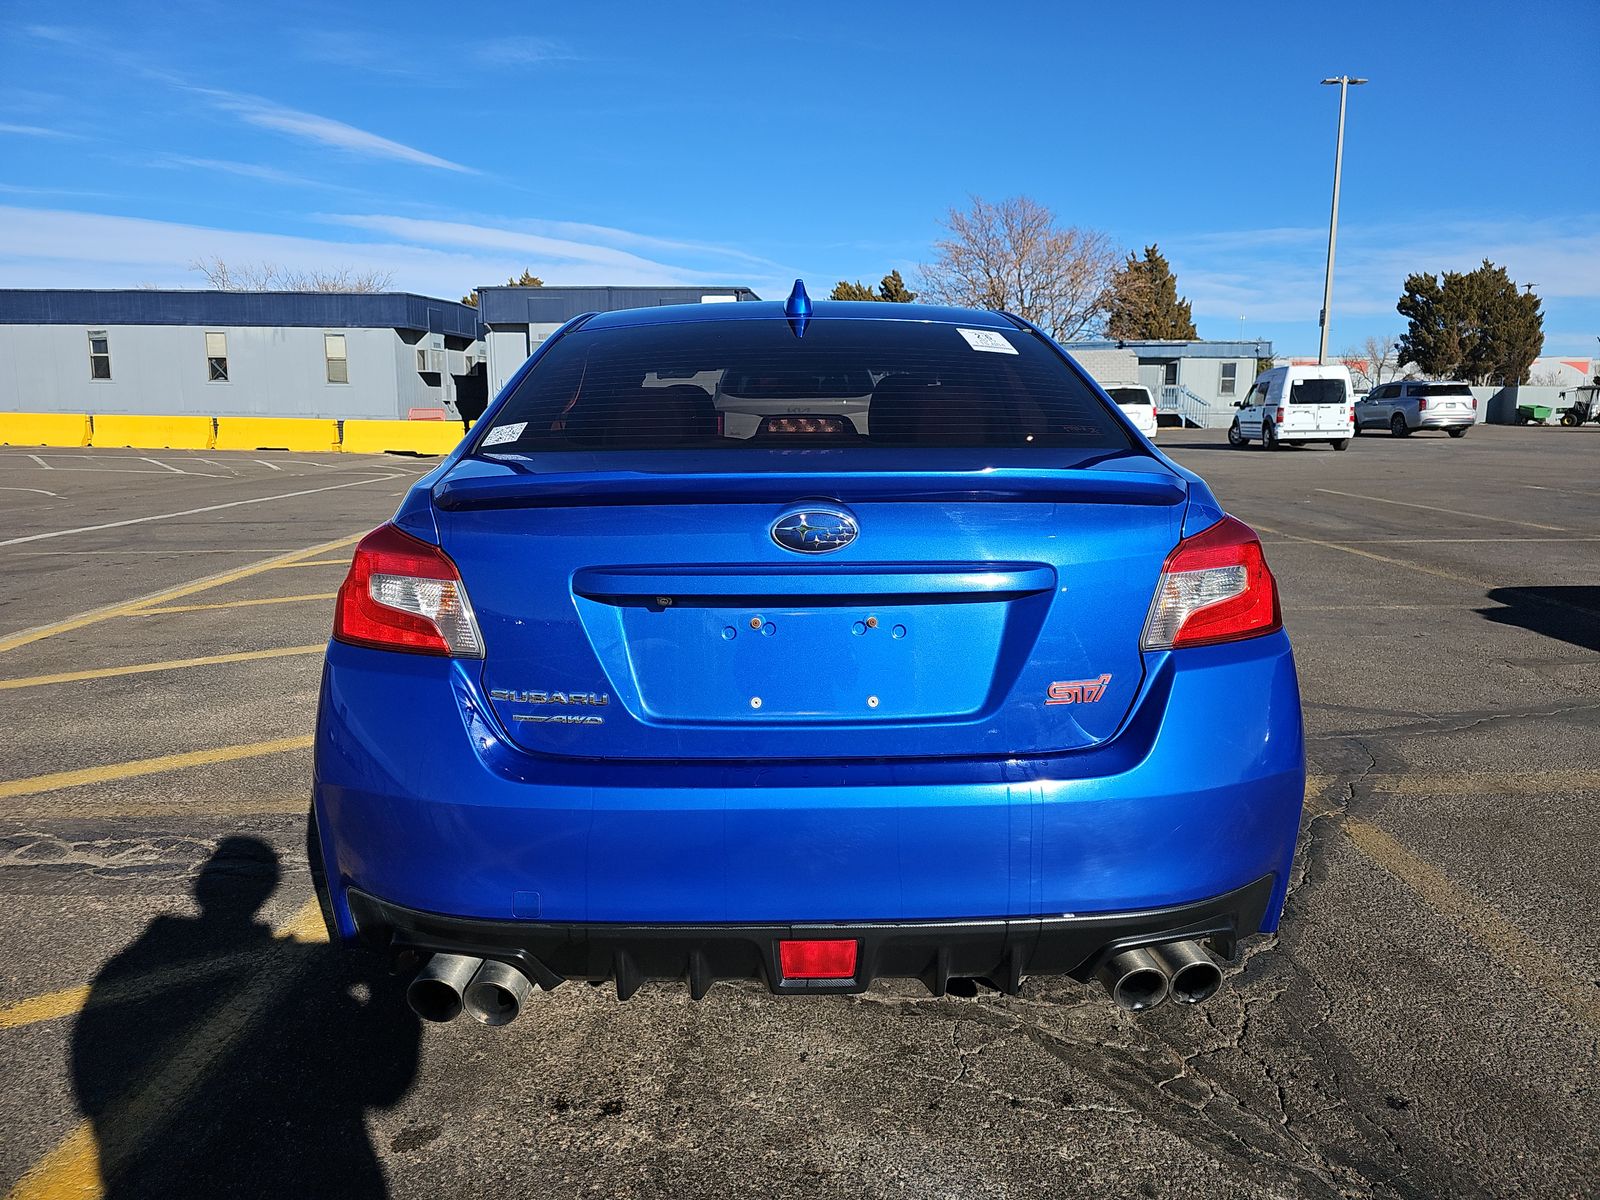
[779,939,858,979]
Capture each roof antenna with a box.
[785,278,812,338]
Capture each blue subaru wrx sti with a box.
[311,284,1304,1026]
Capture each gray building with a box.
[478,285,759,398]
[0,290,485,421]
[1067,339,1272,428]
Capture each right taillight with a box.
[1141,515,1282,650]
[333,524,483,657]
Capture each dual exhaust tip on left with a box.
[1094,940,1226,1012]
[406,954,536,1026]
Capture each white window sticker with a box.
[481,422,526,447]
[956,327,1018,354]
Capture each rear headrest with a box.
[603,384,718,446]
[869,374,989,444]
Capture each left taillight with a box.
[333,524,483,657]
[1141,515,1282,650]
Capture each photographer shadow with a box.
[71,836,420,1199]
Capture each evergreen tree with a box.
[876,269,916,303]
[1397,260,1543,384]
[829,271,916,303]
[1105,245,1198,340]
[829,280,878,301]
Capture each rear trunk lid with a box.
[435,454,1186,760]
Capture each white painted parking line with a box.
[142,457,184,474]
[254,458,283,471]
[0,486,60,497]
[1313,488,1566,532]
[26,454,51,469]
[0,474,402,549]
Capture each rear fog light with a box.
[779,939,858,979]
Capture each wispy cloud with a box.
[22,24,474,174]
[470,36,576,68]
[152,155,356,192]
[0,206,772,296]
[319,213,780,287]
[0,122,82,139]
[187,88,476,174]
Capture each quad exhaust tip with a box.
[405,953,482,1023]
[464,959,536,1027]
[1153,940,1224,1005]
[1096,940,1225,1011]
[1095,947,1170,1011]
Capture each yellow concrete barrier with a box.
[0,412,92,447]
[339,420,464,456]
[90,414,215,451]
[214,417,340,453]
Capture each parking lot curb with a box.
[339,419,464,456]
[90,413,215,451]
[214,416,341,453]
[0,411,91,447]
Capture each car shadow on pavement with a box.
[1477,586,1600,654]
[71,836,420,1199]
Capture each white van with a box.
[1105,384,1158,439]
[1229,365,1354,451]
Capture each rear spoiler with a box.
[434,467,1186,511]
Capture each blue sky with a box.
[2,0,1596,356]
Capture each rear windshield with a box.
[1106,387,1151,408]
[1413,383,1472,397]
[474,318,1132,456]
[1288,379,1348,405]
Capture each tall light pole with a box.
[1317,76,1367,364]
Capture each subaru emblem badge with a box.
[771,506,858,554]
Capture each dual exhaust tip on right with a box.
[1095,940,1224,1012]
[406,954,535,1026]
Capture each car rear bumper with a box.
[1417,414,1474,429]
[345,872,1278,997]
[314,631,1304,936]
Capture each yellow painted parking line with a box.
[0,950,260,1031]
[0,645,323,690]
[261,558,351,569]
[4,795,309,821]
[1344,819,1600,1031]
[1313,488,1566,532]
[131,593,336,616]
[5,899,325,1200]
[0,736,313,801]
[0,532,361,655]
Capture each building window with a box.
[1219,362,1237,395]
[324,333,349,384]
[1163,361,1178,386]
[88,332,112,380]
[205,332,229,382]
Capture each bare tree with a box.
[1342,334,1407,391]
[918,196,1120,341]
[189,257,395,293]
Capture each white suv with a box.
[1229,365,1354,451]
[1354,380,1475,437]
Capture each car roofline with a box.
[579,299,1018,331]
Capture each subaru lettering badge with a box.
[771,507,858,554]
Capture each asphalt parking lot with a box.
[1,428,1597,1199]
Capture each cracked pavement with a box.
[1,431,1598,1198]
